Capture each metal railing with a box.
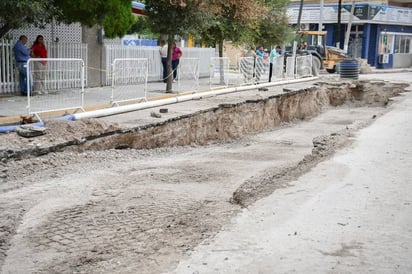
[104,45,215,85]
[177,57,200,92]
[0,40,87,95]
[111,58,148,106]
[1,55,316,121]
[27,58,85,120]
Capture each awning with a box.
[132,1,146,16]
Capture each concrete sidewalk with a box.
[0,76,316,125]
[0,78,210,120]
[1,68,410,125]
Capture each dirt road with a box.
[172,89,412,274]
[0,74,411,273]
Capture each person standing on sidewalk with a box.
[13,35,32,96]
[255,45,267,83]
[31,35,48,94]
[172,42,182,82]
[159,40,168,83]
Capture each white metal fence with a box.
[255,56,270,83]
[177,57,200,92]
[272,56,285,80]
[111,58,148,105]
[27,58,85,120]
[295,55,313,78]
[0,39,87,95]
[209,55,313,88]
[0,39,17,93]
[239,57,255,85]
[104,45,215,85]
[209,57,238,88]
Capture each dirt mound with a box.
[0,119,121,160]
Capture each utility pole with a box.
[296,0,304,33]
[319,0,324,45]
[344,0,356,54]
[336,0,342,48]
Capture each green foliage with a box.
[144,0,206,37]
[127,17,157,39]
[198,0,264,56]
[0,0,135,39]
[143,0,208,91]
[0,0,58,38]
[239,0,292,48]
[54,0,135,38]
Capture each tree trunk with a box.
[218,40,225,85]
[166,34,174,93]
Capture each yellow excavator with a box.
[296,30,347,73]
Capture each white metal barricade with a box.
[285,56,296,79]
[255,56,270,83]
[27,58,85,120]
[177,57,199,93]
[111,58,148,106]
[271,56,285,81]
[295,55,313,78]
[209,57,233,89]
[239,57,255,85]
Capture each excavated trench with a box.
[76,80,408,152]
[0,80,409,161]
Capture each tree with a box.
[0,0,135,39]
[144,0,207,92]
[247,0,292,48]
[53,0,135,38]
[127,17,156,39]
[200,0,265,58]
[0,0,58,38]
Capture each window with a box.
[394,35,412,53]
[379,33,394,54]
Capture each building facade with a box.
[287,1,412,68]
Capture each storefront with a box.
[287,3,412,68]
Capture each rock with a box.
[150,112,162,118]
[16,125,47,138]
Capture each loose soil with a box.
[0,79,409,273]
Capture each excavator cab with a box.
[296,30,347,73]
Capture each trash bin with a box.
[339,59,359,80]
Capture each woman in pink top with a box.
[171,42,182,82]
